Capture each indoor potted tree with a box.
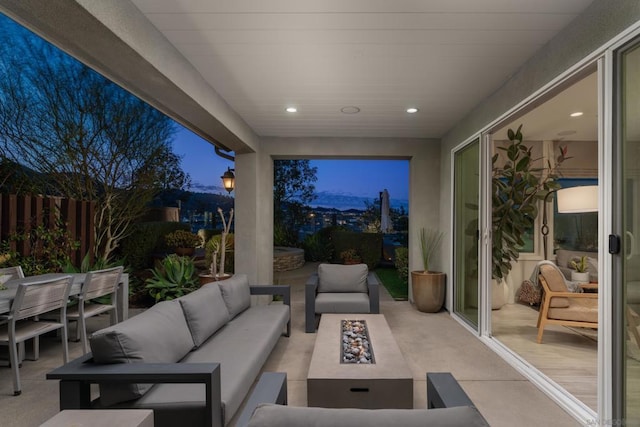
[410,227,445,312]
[492,125,569,309]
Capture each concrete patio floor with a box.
[0,262,581,426]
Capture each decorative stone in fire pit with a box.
[341,320,375,364]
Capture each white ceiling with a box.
[129,0,595,139]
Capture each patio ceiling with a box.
[129,0,595,139]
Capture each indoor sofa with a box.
[47,274,290,427]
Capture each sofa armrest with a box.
[235,372,287,427]
[367,272,380,314]
[305,274,319,333]
[47,355,223,427]
[250,285,291,336]
[427,372,476,409]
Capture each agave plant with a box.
[145,254,198,302]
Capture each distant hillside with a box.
[151,189,234,213]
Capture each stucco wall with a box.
[438,1,640,309]
[236,137,440,297]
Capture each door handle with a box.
[626,231,635,260]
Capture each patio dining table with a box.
[0,272,129,322]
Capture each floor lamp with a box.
[541,185,598,260]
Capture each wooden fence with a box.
[0,194,94,266]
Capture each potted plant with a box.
[410,227,445,312]
[145,254,198,302]
[340,249,361,265]
[570,256,590,283]
[200,208,234,285]
[165,229,200,256]
[492,125,569,309]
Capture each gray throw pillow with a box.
[179,284,230,347]
[317,263,368,293]
[90,299,195,406]
[218,274,251,318]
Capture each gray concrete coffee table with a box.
[307,313,413,409]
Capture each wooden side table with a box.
[40,410,153,427]
[579,283,599,293]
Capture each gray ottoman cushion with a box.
[90,299,195,406]
[218,274,251,318]
[247,404,489,427]
[315,292,370,313]
[179,283,230,347]
[317,263,368,293]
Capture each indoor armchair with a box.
[536,263,598,344]
[305,263,379,333]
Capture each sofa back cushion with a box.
[317,263,368,293]
[218,274,251,318]
[179,283,230,347]
[247,404,489,427]
[90,299,195,406]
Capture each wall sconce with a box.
[541,185,598,259]
[221,167,235,193]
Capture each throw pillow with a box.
[179,284,230,347]
[218,273,251,318]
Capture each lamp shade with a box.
[556,185,598,213]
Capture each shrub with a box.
[165,229,200,248]
[330,230,382,269]
[145,254,198,302]
[302,232,333,262]
[394,247,409,284]
[119,222,190,270]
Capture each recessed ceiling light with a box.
[570,111,583,117]
[285,107,297,113]
[406,108,419,114]
[340,106,360,114]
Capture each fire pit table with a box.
[307,314,413,409]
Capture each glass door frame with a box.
[450,134,487,333]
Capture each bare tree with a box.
[0,17,189,260]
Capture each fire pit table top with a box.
[308,314,412,381]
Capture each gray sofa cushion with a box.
[218,274,251,318]
[179,283,230,347]
[126,304,290,426]
[315,292,370,313]
[247,404,489,427]
[90,299,195,406]
[317,263,368,293]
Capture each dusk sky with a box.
[173,125,409,210]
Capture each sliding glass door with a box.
[615,37,640,425]
[453,139,480,328]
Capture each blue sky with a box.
[173,125,409,210]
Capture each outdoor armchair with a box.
[305,263,379,333]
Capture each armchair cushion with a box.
[317,263,368,293]
[548,298,598,323]
[219,274,251,318]
[179,283,230,347]
[90,299,195,406]
[315,293,370,313]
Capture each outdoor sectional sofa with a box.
[47,274,290,427]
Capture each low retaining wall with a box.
[273,247,305,272]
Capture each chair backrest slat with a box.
[0,266,25,281]
[83,267,122,301]
[12,276,73,320]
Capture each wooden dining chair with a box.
[0,275,73,395]
[66,266,123,354]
